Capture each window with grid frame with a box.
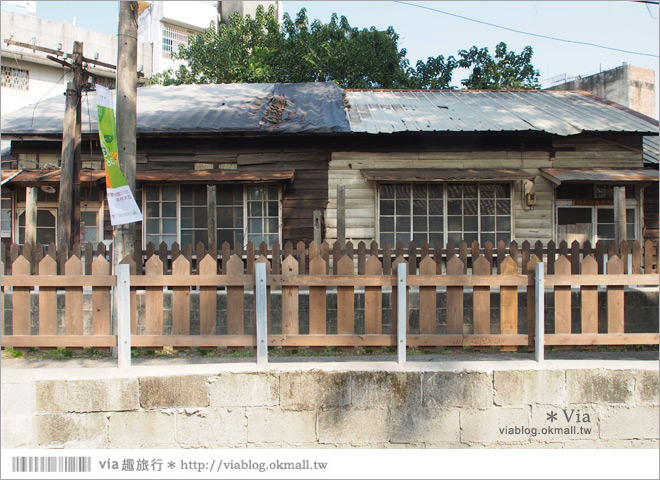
[143,184,281,249]
[145,185,178,248]
[1,66,29,90]
[378,182,512,247]
[162,23,194,59]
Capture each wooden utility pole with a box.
[56,41,83,248]
[113,1,139,271]
[4,38,124,249]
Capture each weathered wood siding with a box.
[326,134,646,246]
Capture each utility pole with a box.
[113,1,139,271]
[4,38,118,250]
[57,40,83,249]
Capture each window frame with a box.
[376,181,514,247]
[142,184,283,248]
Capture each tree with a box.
[149,7,540,91]
[457,42,541,90]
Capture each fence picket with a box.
[195,242,205,273]
[84,243,93,275]
[364,255,383,335]
[221,242,231,275]
[446,256,464,335]
[336,255,355,334]
[296,241,306,275]
[64,255,84,335]
[145,256,164,335]
[171,242,180,262]
[632,241,642,275]
[383,241,392,275]
[547,241,556,275]
[644,240,655,273]
[321,241,330,275]
[246,242,255,275]
[521,241,530,275]
[581,255,598,334]
[271,242,281,275]
[171,255,191,335]
[309,255,327,334]
[434,242,443,274]
[158,242,168,274]
[308,241,318,261]
[92,255,111,335]
[554,256,571,335]
[199,255,218,335]
[357,241,366,275]
[485,240,494,273]
[419,255,436,335]
[596,241,605,274]
[607,256,624,334]
[11,256,30,334]
[471,240,480,265]
[496,241,505,274]
[409,241,418,274]
[620,241,630,274]
[571,240,580,274]
[346,241,354,261]
[473,255,491,335]
[332,241,342,275]
[226,255,245,335]
[370,240,379,257]
[458,241,467,274]
[281,256,299,335]
[38,255,57,335]
[499,256,518,350]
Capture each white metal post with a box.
[116,263,131,368]
[255,262,268,364]
[397,262,407,365]
[535,261,545,363]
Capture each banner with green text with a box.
[96,85,142,226]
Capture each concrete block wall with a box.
[2,362,658,448]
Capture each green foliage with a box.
[148,6,539,90]
[457,42,541,89]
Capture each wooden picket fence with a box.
[1,239,658,351]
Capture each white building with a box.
[137,1,280,75]
[1,3,153,117]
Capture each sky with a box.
[3,0,659,115]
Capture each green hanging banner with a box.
[96,85,142,225]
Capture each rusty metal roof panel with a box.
[540,168,658,184]
[345,90,658,136]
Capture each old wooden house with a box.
[1,83,658,252]
[328,89,659,249]
[1,83,349,249]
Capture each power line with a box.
[395,1,659,58]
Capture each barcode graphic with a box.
[12,456,92,473]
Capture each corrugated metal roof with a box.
[345,90,658,136]
[643,135,659,164]
[540,168,658,184]
[1,83,351,137]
